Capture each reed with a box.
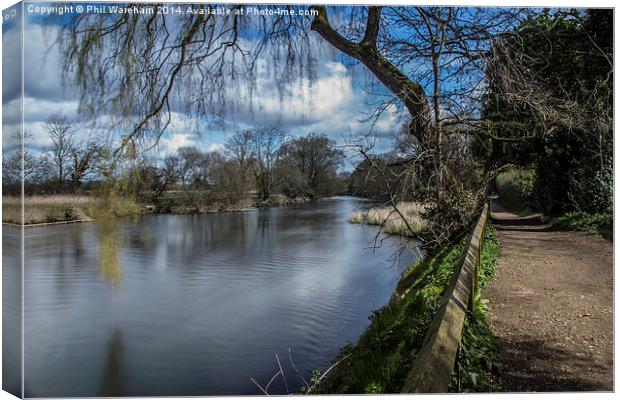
[349,202,426,237]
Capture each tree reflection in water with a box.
[97,217,122,286]
[99,329,124,396]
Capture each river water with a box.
[4,196,420,396]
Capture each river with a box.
[3,196,420,396]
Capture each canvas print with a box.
[1,1,613,397]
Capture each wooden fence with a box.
[401,202,490,393]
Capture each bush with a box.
[495,167,536,214]
[532,158,612,217]
[568,167,613,215]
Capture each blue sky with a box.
[2,2,407,168]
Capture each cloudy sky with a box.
[3,3,407,168]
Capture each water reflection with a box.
[2,227,22,397]
[97,219,123,287]
[21,197,420,396]
[99,330,125,396]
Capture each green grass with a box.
[83,198,143,219]
[314,225,501,394]
[452,226,502,392]
[551,211,613,241]
[315,237,467,394]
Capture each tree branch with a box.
[310,6,431,139]
[361,6,382,49]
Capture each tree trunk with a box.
[311,6,431,144]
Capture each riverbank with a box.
[2,193,309,225]
[316,224,501,393]
[153,192,307,214]
[2,195,140,225]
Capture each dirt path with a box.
[484,203,613,392]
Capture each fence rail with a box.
[401,202,490,393]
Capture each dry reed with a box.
[349,202,426,236]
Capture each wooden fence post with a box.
[401,203,489,393]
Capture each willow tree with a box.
[57,5,524,246]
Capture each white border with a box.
[0,1,616,400]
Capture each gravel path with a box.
[484,203,613,392]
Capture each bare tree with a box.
[248,127,286,201]
[56,6,527,244]
[2,130,48,187]
[45,113,77,186]
[225,130,255,199]
[177,146,205,187]
[57,7,519,145]
[276,133,344,200]
[162,154,182,187]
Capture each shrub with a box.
[568,166,613,215]
[495,167,536,214]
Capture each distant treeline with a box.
[3,118,348,208]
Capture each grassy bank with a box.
[551,211,613,241]
[2,195,143,225]
[2,192,307,225]
[452,226,501,392]
[316,225,501,394]
[349,202,426,237]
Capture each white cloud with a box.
[22,97,80,123]
[156,133,199,155]
[155,131,226,157]
[8,18,406,164]
[23,24,73,101]
[206,143,224,153]
[228,57,355,129]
